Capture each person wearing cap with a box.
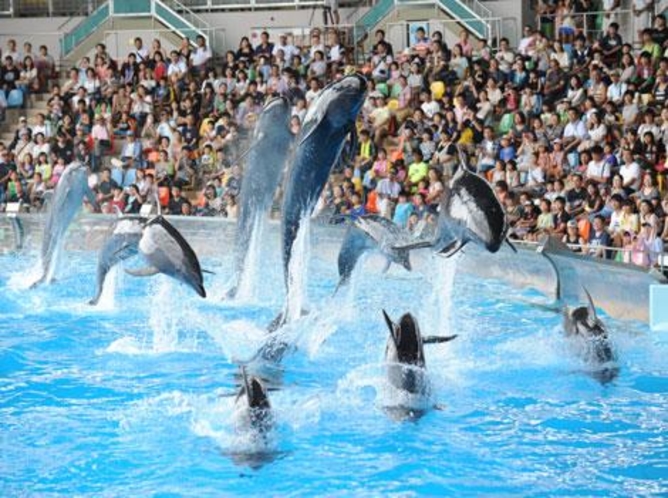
[563,218,585,252]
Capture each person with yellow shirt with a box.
[406,149,428,192]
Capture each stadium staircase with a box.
[60,0,212,63]
[355,0,493,51]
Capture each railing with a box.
[515,238,667,274]
[104,26,226,59]
[60,2,110,56]
[160,0,210,32]
[385,17,512,54]
[536,9,636,45]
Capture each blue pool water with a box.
[1,233,667,496]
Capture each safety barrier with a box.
[0,213,663,324]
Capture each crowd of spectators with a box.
[0,5,667,268]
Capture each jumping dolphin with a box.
[227,97,293,298]
[278,74,366,325]
[89,216,145,305]
[31,161,97,287]
[227,367,278,469]
[381,310,456,421]
[563,288,618,383]
[126,216,206,298]
[336,215,428,290]
[395,165,511,258]
[234,367,274,435]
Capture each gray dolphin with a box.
[281,74,367,290]
[89,216,146,305]
[381,310,456,421]
[336,215,423,290]
[227,97,293,298]
[227,367,278,469]
[31,161,97,287]
[563,288,618,383]
[126,215,206,298]
[234,367,274,435]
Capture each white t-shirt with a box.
[586,159,610,181]
[620,161,641,191]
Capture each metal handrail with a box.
[536,9,637,44]
[514,237,667,272]
[160,0,210,30]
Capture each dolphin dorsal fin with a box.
[583,287,598,321]
[382,309,400,349]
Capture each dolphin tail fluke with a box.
[380,257,392,274]
[125,266,160,277]
[506,238,518,253]
[423,335,458,344]
[399,251,412,272]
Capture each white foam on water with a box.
[206,319,269,362]
[285,215,311,324]
[148,276,180,352]
[235,214,265,303]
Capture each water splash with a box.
[94,266,119,311]
[148,277,180,352]
[235,214,265,302]
[285,215,311,324]
[425,253,460,336]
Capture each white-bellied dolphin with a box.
[89,216,146,305]
[394,165,511,258]
[126,215,206,298]
[227,97,293,299]
[31,161,97,287]
[277,74,366,326]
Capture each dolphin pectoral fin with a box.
[437,239,465,258]
[423,335,458,344]
[202,269,216,275]
[381,309,401,349]
[392,240,434,252]
[125,266,160,277]
[506,238,519,253]
[518,299,562,314]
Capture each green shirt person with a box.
[407,149,429,190]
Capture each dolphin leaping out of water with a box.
[89,216,146,305]
[394,162,512,258]
[125,216,207,298]
[336,215,431,291]
[227,97,293,299]
[381,310,456,421]
[563,288,618,383]
[278,74,367,326]
[31,161,97,288]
